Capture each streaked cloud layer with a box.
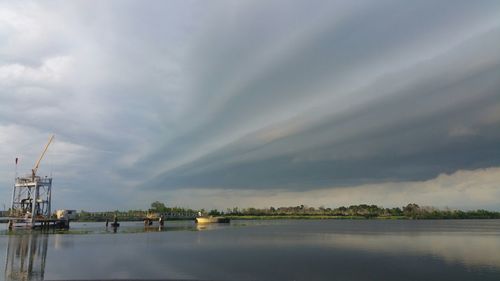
[1,0,500,210]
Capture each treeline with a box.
[76,201,199,221]
[73,202,500,221]
[219,203,500,219]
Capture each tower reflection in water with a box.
[4,234,48,281]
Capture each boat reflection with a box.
[4,234,48,281]
[143,225,164,232]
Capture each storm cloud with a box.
[1,0,500,209]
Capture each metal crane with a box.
[32,134,55,180]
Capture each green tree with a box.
[150,201,167,213]
[208,209,220,216]
[403,203,421,218]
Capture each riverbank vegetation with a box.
[76,202,198,222]
[222,203,500,219]
[72,202,500,221]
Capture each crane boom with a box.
[32,134,55,179]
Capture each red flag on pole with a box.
[15,157,18,165]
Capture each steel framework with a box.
[10,175,52,226]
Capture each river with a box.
[1,219,500,280]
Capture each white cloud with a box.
[0,124,89,179]
[0,56,73,87]
[161,167,500,210]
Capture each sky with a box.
[1,0,500,211]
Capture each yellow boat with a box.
[195,216,230,224]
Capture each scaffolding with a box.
[8,135,67,229]
[10,175,52,226]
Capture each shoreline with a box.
[225,215,500,220]
[66,215,500,222]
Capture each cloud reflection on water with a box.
[318,233,500,270]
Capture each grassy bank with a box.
[73,215,408,222]
[72,214,499,222]
[226,215,407,220]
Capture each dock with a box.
[5,217,69,230]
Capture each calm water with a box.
[1,219,500,280]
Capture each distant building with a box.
[56,210,77,220]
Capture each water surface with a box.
[1,220,500,280]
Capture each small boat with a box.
[195,216,230,224]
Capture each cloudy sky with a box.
[1,0,500,211]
